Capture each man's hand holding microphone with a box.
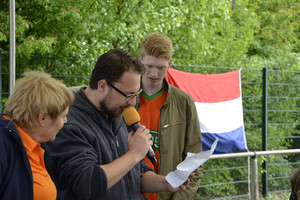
[123,106,156,165]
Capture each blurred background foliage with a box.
[0,0,299,70]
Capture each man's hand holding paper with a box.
[165,139,218,188]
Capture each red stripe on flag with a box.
[166,68,241,103]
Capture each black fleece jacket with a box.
[43,87,152,200]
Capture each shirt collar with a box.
[14,122,40,152]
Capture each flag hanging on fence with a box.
[166,68,247,154]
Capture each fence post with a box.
[250,155,259,200]
[262,67,268,196]
[0,50,2,113]
[9,0,16,95]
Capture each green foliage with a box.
[261,192,290,200]
[1,0,298,68]
[198,158,249,198]
[250,0,299,56]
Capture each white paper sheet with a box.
[165,139,218,188]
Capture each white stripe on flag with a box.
[195,97,244,134]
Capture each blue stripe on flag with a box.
[202,126,246,154]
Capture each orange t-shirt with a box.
[138,85,168,200]
[4,116,57,200]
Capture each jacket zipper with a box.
[115,135,119,147]
[161,121,184,129]
[115,134,131,199]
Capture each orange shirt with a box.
[3,116,57,200]
[138,85,168,200]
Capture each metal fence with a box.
[208,149,300,200]
[1,53,299,199]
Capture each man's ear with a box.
[97,80,108,94]
[168,59,172,69]
[38,113,47,127]
[138,55,142,62]
[297,190,300,200]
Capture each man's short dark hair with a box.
[89,48,145,89]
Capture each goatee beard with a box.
[100,99,116,118]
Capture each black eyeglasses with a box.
[107,82,143,102]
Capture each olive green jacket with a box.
[136,79,203,200]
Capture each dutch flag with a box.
[167,68,247,154]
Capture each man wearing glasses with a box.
[43,49,193,200]
[107,82,143,103]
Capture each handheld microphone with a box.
[122,106,157,166]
